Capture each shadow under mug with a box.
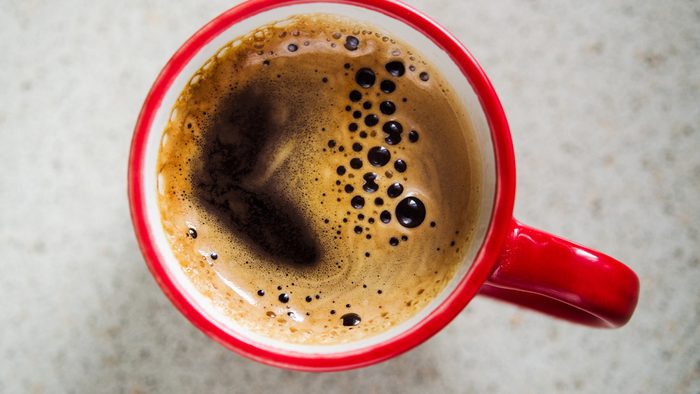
[128,0,640,371]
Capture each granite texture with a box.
[1,0,698,393]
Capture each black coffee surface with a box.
[156,14,482,345]
[193,82,319,266]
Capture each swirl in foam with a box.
[156,14,482,344]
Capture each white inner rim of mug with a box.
[143,2,497,354]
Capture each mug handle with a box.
[479,219,640,327]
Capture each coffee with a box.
[157,14,482,344]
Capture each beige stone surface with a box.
[1,1,698,392]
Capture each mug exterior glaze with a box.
[128,0,639,371]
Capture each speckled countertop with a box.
[1,1,698,392]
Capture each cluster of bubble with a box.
[324,36,429,255]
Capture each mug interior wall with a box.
[143,2,496,354]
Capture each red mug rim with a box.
[127,0,516,371]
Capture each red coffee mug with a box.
[128,0,639,371]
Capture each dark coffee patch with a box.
[191,82,319,266]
